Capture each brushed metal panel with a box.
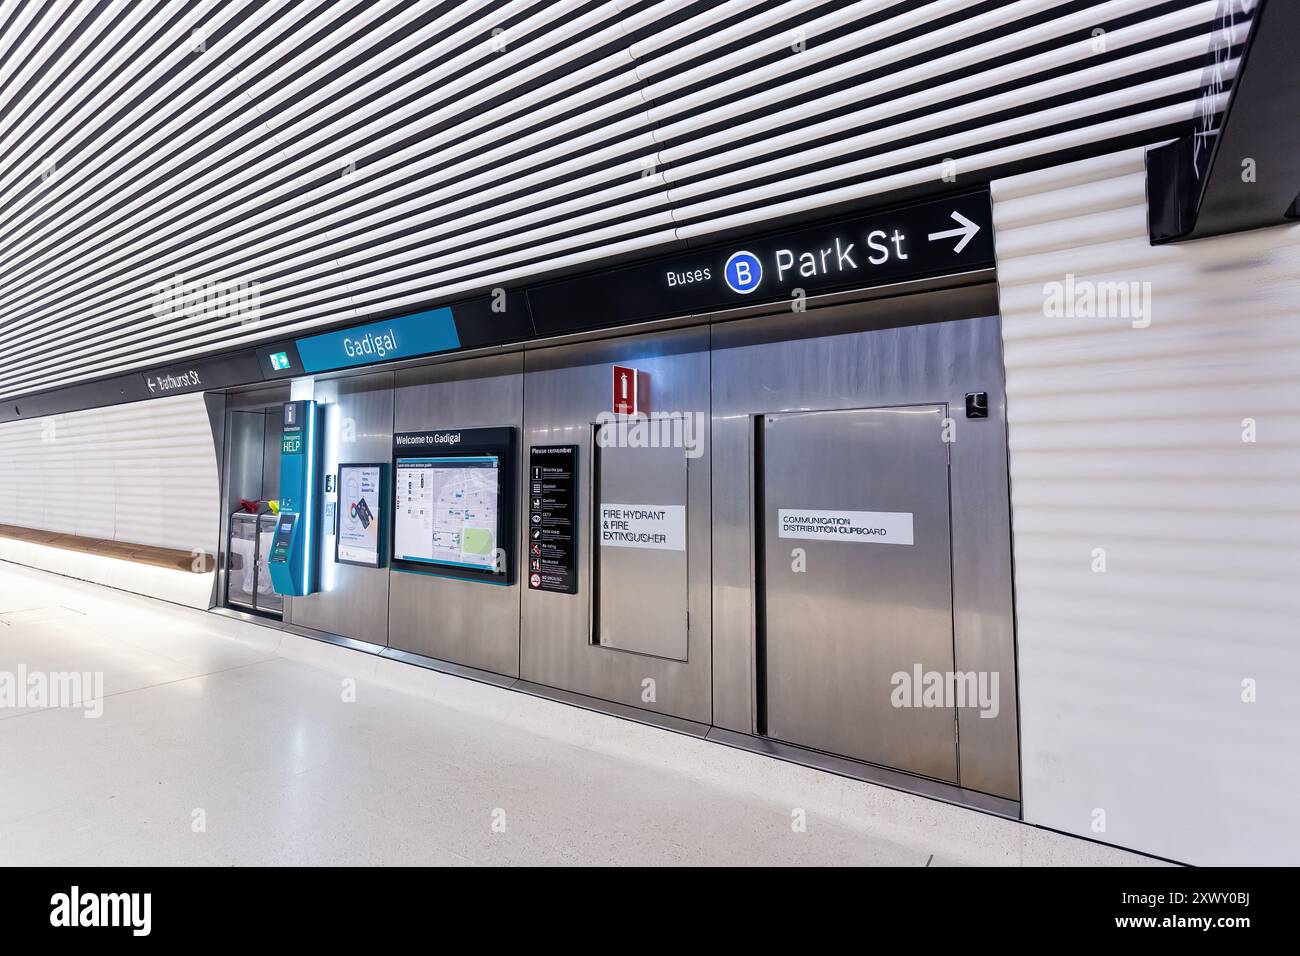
[288,372,394,646]
[260,410,281,502]
[761,406,957,782]
[519,328,712,724]
[595,433,689,660]
[386,353,523,676]
[943,316,1019,800]
[204,392,227,608]
[218,409,268,613]
[705,727,1020,819]
[709,291,1019,799]
[513,680,712,738]
[224,411,267,515]
[381,646,517,689]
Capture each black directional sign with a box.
[139,350,262,397]
[527,190,995,334]
[6,190,995,421]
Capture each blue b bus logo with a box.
[724,250,762,294]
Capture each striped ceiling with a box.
[0,0,1239,401]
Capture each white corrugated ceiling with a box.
[0,0,1234,400]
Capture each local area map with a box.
[394,457,499,570]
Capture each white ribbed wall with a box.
[0,393,220,606]
[0,0,1233,399]
[992,147,1300,865]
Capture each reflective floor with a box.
[0,562,1159,866]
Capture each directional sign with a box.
[138,351,261,398]
[528,191,996,335]
[928,210,981,253]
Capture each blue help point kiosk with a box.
[268,400,321,597]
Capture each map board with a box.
[390,427,515,582]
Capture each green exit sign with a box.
[281,433,303,455]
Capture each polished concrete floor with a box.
[0,561,1159,867]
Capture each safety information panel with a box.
[527,445,578,593]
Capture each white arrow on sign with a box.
[927,210,981,253]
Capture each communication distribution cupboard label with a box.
[528,445,578,593]
[777,509,914,545]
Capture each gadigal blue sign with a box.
[295,307,460,373]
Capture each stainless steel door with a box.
[595,428,688,660]
[761,405,957,781]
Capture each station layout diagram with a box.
[394,456,499,570]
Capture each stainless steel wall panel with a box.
[260,411,281,507]
[595,435,689,661]
[520,329,712,724]
[709,290,1019,799]
[202,281,1017,800]
[218,409,267,614]
[386,354,523,676]
[760,405,958,781]
[224,412,267,518]
[216,385,290,616]
[288,372,394,646]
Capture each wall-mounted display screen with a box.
[336,463,385,568]
[394,456,499,570]
[391,427,515,582]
